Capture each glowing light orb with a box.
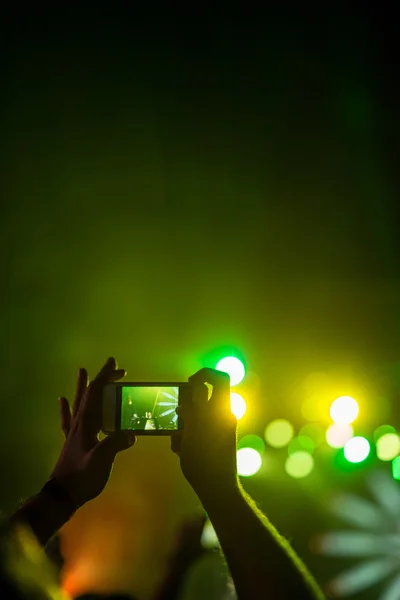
[392,456,400,480]
[344,437,370,463]
[216,356,245,386]
[238,434,265,454]
[201,519,220,549]
[326,423,354,448]
[374,424,396,442]
[330,396,359,425]
[376,433,400,461]
[285,451,314,479]
[230,392,246,420]
[237,448,262,477]
[264,419,294,448]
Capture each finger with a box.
[171,431,182,455]
[94,357,117,382]
[109,369,127,382]
[95,430,136,464]
[189,368,230,410]
[73,368,88,417]
[59,397,72,438]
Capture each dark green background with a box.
[1,10,399,599]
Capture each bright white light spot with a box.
[326,423,354,448]
[344,437,370,463]
[330,396,359,425]
[237,448,262,477]
[216,357,245,386]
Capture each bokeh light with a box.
[201,519,220,549]
[264,419,294,448]
[216,356,245,386]
[330,396,359,425]
[285,452,314,479]
[238,434,265,454]
[237,448,262,477]
[288,436,315,456]
[376,433,400,461]
[374,424,396,442]
[344,437,370,463]
[392,456,400,480]
[230,392,246,420]
[299,423,325,447]
[326,424,354,448]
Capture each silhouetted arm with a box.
[172,368,324,600]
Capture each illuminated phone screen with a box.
[120,385,180,431]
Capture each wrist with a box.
[11,480,76,546]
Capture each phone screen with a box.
[120,385,180,431]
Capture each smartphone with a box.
[102,382,191,435]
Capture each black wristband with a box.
[41,478,76,514]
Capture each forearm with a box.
[199,482,324,600]
[10,489,74,547]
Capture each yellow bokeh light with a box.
[329,396,359,425]
[285,452,314,479]
[376,433,400,461]
[325,423,354,448]
[264,419,294,448]
[230,392,246,420]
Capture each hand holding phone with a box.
[102,382,191,435]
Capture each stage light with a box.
[374,424,396,442]
[326,424,354,448]
[216,356,245,386]
[285,451,314,479]
[376,433,400,461]
[392,456,400,480]
[237,448,262,477]
[288,436,315,456]
[265,419,294,448]
[344,437,370,463]
[230,392,246,420]
[238,434,265,454]
[330,396,359,425]
[299,423,325,447]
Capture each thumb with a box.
[95,430,136,463]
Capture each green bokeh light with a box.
[264,419,294,448]
[299,423,325,447]
[344,436,370,464]
[374,424,396,442]
[288,436,315,456]
[376,433,400,461]
[237,447,262,477]
[216,356,245,386]
[392,456,400,480]
[238,434,265,454]
[285,452,314,479]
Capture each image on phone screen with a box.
[121,386,179,431]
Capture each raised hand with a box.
[51,357,136,508]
